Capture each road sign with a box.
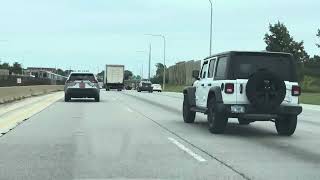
[17,78,22,84]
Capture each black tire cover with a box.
[246,70,286,111]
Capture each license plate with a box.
[79,82,85,89]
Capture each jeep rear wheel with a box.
[183,96,196,123]
[238,118,251,125]
[275,115,297,136]
[207,98,228,134]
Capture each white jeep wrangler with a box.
[183,51,302,136]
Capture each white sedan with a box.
[152,84,162,92]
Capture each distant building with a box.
[24,67,67,81]
[64,70,73,76]
[27,67,56,73]
[0,69,9,76]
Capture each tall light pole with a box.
[209,0,213,56]
[148,44,151,79]
[136,50,148,79]
[145,34,166,90]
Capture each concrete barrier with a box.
[0,85,64,104]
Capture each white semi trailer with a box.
[104,65,125,91]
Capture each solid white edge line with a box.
[168,137,207,162]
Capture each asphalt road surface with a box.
[0,90,319,180]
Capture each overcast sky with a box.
[0,0,319,77]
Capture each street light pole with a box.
[145,34,166,90]
[148,44,151,79]
[209,0,213,56]
[136,50,148,79]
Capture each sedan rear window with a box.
[69,74,95,81]
[142,83,151,86]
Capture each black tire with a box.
[183,95,196,123]
[106,88,109,91]
[275,115,297,136]
[207,97,228,134]
[238,118,251,125]
[64,94,71,102]
[95,96,100,102]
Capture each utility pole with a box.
[145,34,166,90]
[209,0,213,56]
[142,64,144,79]
[148,44,151,80]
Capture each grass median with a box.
[300,93,320,105]
[163,84,185,93]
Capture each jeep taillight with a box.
[91,79,98,83]
[292,85,301,96]
[225,83,234,94]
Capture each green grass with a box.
[301,75,320,93]
[300,76,320,104]
[163,84,185,93]
[300,93,320,105]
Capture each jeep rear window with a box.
[69,74,95,81]
[232,54,296,81]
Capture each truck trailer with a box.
[104,65,125,91]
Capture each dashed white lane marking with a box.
[168,137,207,162]
[127,108,134,113]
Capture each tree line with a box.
[0,62,22,75]
[264,21,320,80]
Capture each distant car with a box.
[137,81,153,93]
[152,84,162,92]
[125,85,132,90]
[64,72,100,102]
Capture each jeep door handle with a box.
[208,83,212,86]
[201,84,205,87]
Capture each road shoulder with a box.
[0,92,63,136]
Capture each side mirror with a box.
[192,70,200,80]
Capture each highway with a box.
[0,90,319,180]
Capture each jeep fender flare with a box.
[207,87,223,104]
[183,87,196,107]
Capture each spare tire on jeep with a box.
[246,70,286,111]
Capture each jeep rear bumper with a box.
[217,104,302,120]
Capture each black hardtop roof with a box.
[204,51,292,60]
